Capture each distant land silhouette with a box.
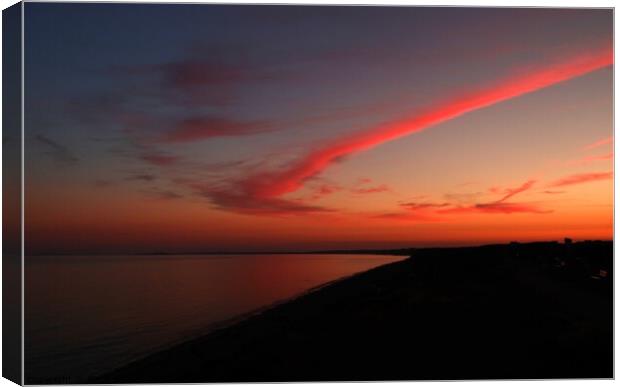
[90,240,612,383]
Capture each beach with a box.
[25,254,403,384]
[93,241,612,383]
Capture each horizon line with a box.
[23,238,613,257]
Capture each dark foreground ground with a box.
[93,241,612,383]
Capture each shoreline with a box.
[91,241,612,383]
[132,267,389,368]
[87,258,410,384]
[71,258,407,384]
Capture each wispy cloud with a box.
[79,49,284,179]
[439,179,547,215]
[541,190,566,195]
[583,136,613,151]
[548,171,613,187]
[375,201,450,221]
[126,173,157,182]
[374,211,443,222]
[376,178,546,221]
[225,47,612,201]
[161,58,270,92]
[438,202,550,215]
[35,134,79,165]
[93,180,112,188]
[497,179,537,202]
[118,51,274,107]
[566,152,613,166]
[119,47,611,217]
[140,153,180,166]
[351,184,391,194]
[300,183,344,202]
[443,192,484,204]
[313,183,343,198]
[158,116,274,143]
[143,188,183,200]
[198,186,333,216]
[400,202,451,211]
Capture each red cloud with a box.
[232,47,612,200]
[198,187,333,216]
[371,201,451,222]
[161,60,268,91]
[351,184,391,194]
[374,212,443,222]
[118,54,273,107]
[584,136,613,151]
[316,184,342,196]
[438,202,550,215]
[305,183,343,201]
[380,177,544,221]
[400,202,451,211]
[497,179,536,202]
[160,117,273,143]
[549,172,613,187]
[434,179,547,216]
[140,153,179,166]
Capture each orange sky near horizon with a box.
[25,129,613,253]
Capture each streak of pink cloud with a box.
[566,152,613,166]
[584,136,613,151]
[549,171,613,187]
[238,47,612,199]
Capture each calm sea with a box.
[25,254,404,383]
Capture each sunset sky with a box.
[24,4,613,254]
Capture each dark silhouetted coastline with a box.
[92,240,612,383]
